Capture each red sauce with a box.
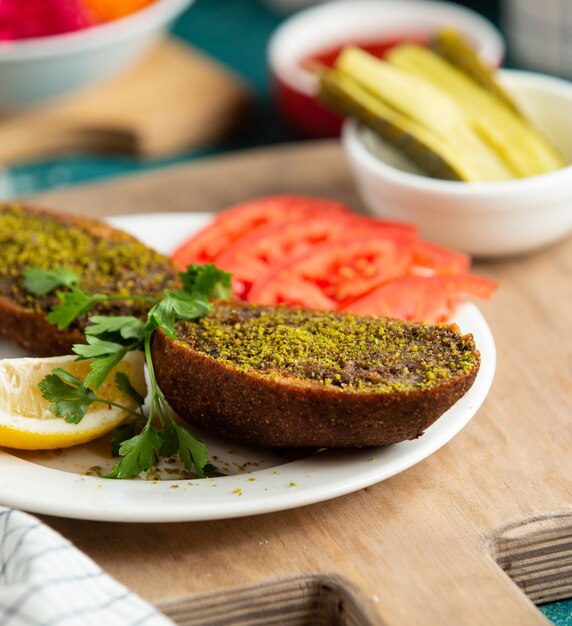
[279,36,427,138]
[304,36,427,69]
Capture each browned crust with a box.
[0,295,84,356]
[152,328,480,448]
[0,203,177,356]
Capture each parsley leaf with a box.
[23,267,80,296]
[202,463,225,478]
[29,261,230,479]
[73,336,135,389]
[46,290,96,330]
[85,316,146,343]
[180,264,232,300]
[147,299,176,339]
[148,290,211,338]
[110,421,137,457]
[38,368,96,424]
[85,351,129,390]
[157,425,179,457]
[105,425,163,479]
[73,336,128,359]
[114,371,145,407]
[176,424,208,477]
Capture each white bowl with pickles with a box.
[331,33,572,257]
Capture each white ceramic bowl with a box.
[268,0,505,136]
[0,0,193,111]
[343,70,572,258]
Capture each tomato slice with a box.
[216,213,362,298]
[216,213,418,299]
[247,278,338,310]
[170,196,350,270]
[354,216,418,238]
[248,237,414,308]
[216,213,409,298]
[411,240,471,275]
[343,275,498,323]
[168,192,498,325]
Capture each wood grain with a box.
[32,140,572,626]
[0,39,251,164]
[492,513,572,604]
[158,575,382,626]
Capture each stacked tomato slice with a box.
[172,196,497,323]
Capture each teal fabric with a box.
[542,600,572,626]
[4,2,571,623]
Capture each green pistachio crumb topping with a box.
[0,204,177,319]
[176,304,479,394]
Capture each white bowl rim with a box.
[268,0,505,96]
[0,0,193,61]
[343,68,572,202]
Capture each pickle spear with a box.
[319,67,514,182]
[431,28,520,113]
[320,69,460,180]
[327,48,515,182]
[387,43,566,178]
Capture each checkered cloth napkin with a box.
[0,508,174,626]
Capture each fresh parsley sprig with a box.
[39,369,144,424]
[24,264,232,479]
[23,267,80,295]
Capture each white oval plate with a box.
[0,213,496,522]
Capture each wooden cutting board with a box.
[0,38,251,164]
[30,140,572,626]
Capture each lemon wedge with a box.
[0,351,146,450]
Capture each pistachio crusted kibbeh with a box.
[0,204,178,356]
[153,303,481,447]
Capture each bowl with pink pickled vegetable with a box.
[0,0,193,110]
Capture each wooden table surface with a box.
[31,140,572,626]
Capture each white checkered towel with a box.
[0,508,174,626]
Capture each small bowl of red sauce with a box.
[268,0,505,137]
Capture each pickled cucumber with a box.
[387,43,566,177]
[320,70,460,180]
[317,38,566,182]
[322,48,515,182]
[431,28,520,113]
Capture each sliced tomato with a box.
[216,213,359,298]
[410,240,470,275]
[170,195,350,270]
[248,276,337,309]
[343,274,498,323]
[354,216,418,239]
[168,192,498,325]
[437,273,498,299]
[344,277,452,323]
[217,213,418,299]
[249,237,414,308]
